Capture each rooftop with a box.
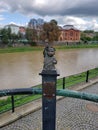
[63,25,79,30]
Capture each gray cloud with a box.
[0,0,98,17]
[1,0,98,31]
[65,1,98,17]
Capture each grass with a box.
[89,68,98,79]
[0,67,98,114]
[57,72,86,89]
[0,43,98,54]
[0,84,42,114]
[0,46,43,53]
[0,94,41,114]
[14,94,41,107]
[55,43,98,50]
[58,68,98,89]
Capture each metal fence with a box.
[0,67,98,114]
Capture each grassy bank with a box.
[0,43,98,53]
[0,68,98,114]
[0,46,43,53]
[55,43,98,50]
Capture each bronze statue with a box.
[43,44,57,70]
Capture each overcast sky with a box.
[0,0,98,31]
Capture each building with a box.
[28,18,44,29]
[4,24,26,37]
[19,26,26,38]
[59,25,80,43]
[5,23,20,34]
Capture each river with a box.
[0,48,98,89]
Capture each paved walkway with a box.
[0,79,98,130]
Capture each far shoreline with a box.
[0,43,98,54]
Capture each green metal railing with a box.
[0,68,98,130]
[0,67,98,114]
[0,88,98,103]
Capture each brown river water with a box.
[0,48,98,90]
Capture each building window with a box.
[70,31,73,36]
[65,33,67,36]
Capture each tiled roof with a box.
[63,25,78,30]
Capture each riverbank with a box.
[0,46,43,53]
[1,77,98,128]
[56,43,98,49]
[0,43,98,53]
[0,67,98,114]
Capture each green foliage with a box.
[50,19,58,25]
[40,19,60,43]
[84,30,94,33]
[0,28,9,44]
[29,41,37,46]
[26,28,37,43]
[80,32,92,42]
[0,27,20,45]
[92,32,98,41]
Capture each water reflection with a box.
[0,48,98,89]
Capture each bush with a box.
[29,41,37,46]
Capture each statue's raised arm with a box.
[43,44,57,70]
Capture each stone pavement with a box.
[0,78,98,130]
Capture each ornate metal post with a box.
[40,44,59,130]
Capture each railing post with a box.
[40,44,59,130]
[63,77,65,89]
[40,70,59,130]
[86,70,89,82]
[11,95,15,113]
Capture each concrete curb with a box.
[0,78,98,128]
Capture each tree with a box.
[93,32,98,41]
[84,30,94,33]
[40,19,60,43]
[80,32,92,43]
[11,33,19,42]
[50,19,57,25]
[7,27,12,39]
[0,27,20,46]
[0,28,9,44]
[26,28,37,43]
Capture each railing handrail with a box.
[0,88,98,103]
[0,67,98,114]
